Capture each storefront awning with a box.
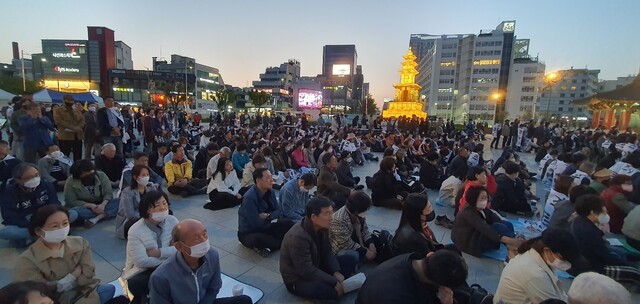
[33,89,104,105]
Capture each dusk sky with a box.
[2,0,639,108]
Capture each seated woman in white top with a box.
[494,228,579,304]
[204,157,242,211]
[115,164,159,239]
[124,190,178,304]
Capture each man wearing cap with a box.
[53,94,85,161]
[590,168,614,194]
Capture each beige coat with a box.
[14,236,101,304]
[53,106,85,141]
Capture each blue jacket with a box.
[238,185,281,234]
[18,115,55,149]
[279,178,309,221]
[149,248,222,304]
[0,180,60,227]
[231,151,250,174]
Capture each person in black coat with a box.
[570,194,640,283]
[370,157,406,210]
[193,142,218,179]
[493,161,533,217]
[96,97,125,156]
[447,147,469,179]
[336,151,361,189]
[95,143,126,188]
[420,152,444,190]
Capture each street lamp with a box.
[491,90,503,123]
[543,71,561,119]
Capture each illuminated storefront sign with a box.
[54,66,80,73]
[473,59,501,66]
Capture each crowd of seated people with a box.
[4,96,640,304]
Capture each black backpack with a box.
[454,284,493,304]
[371,230,395,264]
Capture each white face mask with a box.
[328,148,333,153]
[598,213,610,225]
[476,199,488,209]
[621,184,633,192]
[23,176,41,189]
[137,176,150,185]
[150,210,169,222]
[89,106,96,112]
[299,186,309,193]
[187,240,210,258]
[42,225,70,243]
[547,251,572,271]
[51,151,64,159]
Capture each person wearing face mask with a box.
[600,174,637,234]
[452,185,523,257]
[53,95,85,162]
[64,159,120,228]
[279,173,317,222]
[336,151,363,189]
[0,163,77,248]
[37,145,73,192]
[570,194,640,287]
[149,219,252,304]
[83,102,101,160]
[317,143,334,167]
[420,152,445,190]
[124,190,177,304]
[95,143,126,188]
[393,193,455,256]
[204,158,242,211]
[13,205,116,304]
[116,165,160,239]
[495,228,579,304]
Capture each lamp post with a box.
[491,91,503,123]
[543,71,560,120]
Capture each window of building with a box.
[523,77,536,83]
[560,93,565,97]
[580,94,585,97]
[578,108,583,112]
[570,86,577,91]
[582,79,587,83]
[570,93,575,97]
[572,79,577,84]
[473,59,501,66]
[581,86,586,90]
[523,67,538,73]
[440,61,455,67]
[560,86,567,91]
[521,86,535,92]
[559,100,564,104]
[558,107,563,111]
[568,107,573,112]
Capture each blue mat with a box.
[482,244,508,261]
[555,270,574,279]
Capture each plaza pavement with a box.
[1,139,638,303]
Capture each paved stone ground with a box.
[1,138,638,303]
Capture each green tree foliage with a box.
[213,88,237,117]
[248,90,271,111]
[0,75,44,94]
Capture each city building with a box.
[412,21,538,122]
[382,48,427,119]
[540,68,600,123]
[322,45,357,112]
[598,75,636,92]
[11,42,34,82]
[153,54,224,111]
[115,41,133,69]
[504,57,545,121]
[30,26,119,96]
[108,69,195,108]
[252,59,300,110]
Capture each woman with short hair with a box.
[370,156,406,210]
[115,164,159,239]
[13,205,115,304]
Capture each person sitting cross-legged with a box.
[164,145,208,197]
[37,144,73,192]
[204,157,242,211]
[493,160,534,217]
[238,167,294,257]
[280,196,361,301]
[124,190,178,304]
[330,191,377,267]
[149,219,252,304]
[279,173,317,222]
[115,165,159,239]
[95,143,126,188]
[0,163,78,247]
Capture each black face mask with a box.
[64,102,74,108]
[425,211,436,222]
[80,173,95,185]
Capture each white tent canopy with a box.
[0,89,15,101]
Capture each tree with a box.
[156,81,182,110]
[362,96,379,115]
[494,109,508,123]
[213,87,237,118]
[0,75,44,94]
[248,90,271,111]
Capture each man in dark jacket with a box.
[420,152,445,190]
[447,147,469,179]
[0,140,22,192]
[83,102,101,160]
[95,143,126,188]
[336,151,362,189]
[96,97,125,156]
[238,168,294,256]
[19,103,55,164]
[280,196,356,301]
[0,163,77,247]
[193,142,218,179]
[318,154,352,209]
[356,250,468,304]
[493,161,533,216]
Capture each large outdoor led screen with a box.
[41,40,89,80]
[298,89,323,109]
[332,64,351,76]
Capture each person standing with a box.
[501,120,511,149]
[19,103,56,164]
[490,121,501,149]
[83,102,101,160]
[97,97,125,156]
[53,95,85,161]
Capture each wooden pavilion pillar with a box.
[619,109,632,131]
[591,111,601,129]
[603,109,615,129]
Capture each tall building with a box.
[115,41,133,69]
[504,57,545,121]
[252,59,301,110]
[322,45,358,111]
[412,21,535,122]
[87,26,116,95]
[154,54,224,111]
[11,42,34,82]
[540,68,600,122]
[598,75,636,92]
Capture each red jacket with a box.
[291,148,308,168]
[600,186,629,234]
